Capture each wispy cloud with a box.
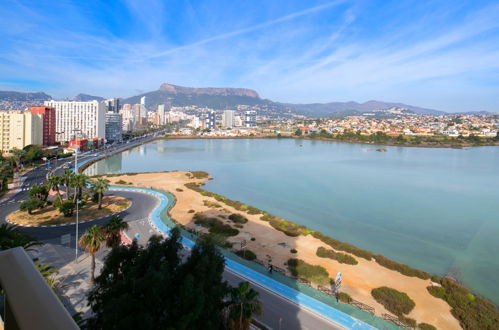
[0,0,498,111]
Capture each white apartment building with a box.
[0,111,43,153]
[222,110,235,128]
[120,104,134,132]
[44,100,106,142]
[157,104,165,125]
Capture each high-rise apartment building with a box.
[203,111,216,130]
[26,106,56,145]
[157,104,165,125]
[0,111,43,153]
[222,110,235,128]
[44,100,106,142]
[120,104,134,132]
[244,110,257,128]
[105,112,123,143]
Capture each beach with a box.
[102,171,462,329]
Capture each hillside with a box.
[0,90,52,110]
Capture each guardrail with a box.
[350,299,375,315]
[382,313,415,329]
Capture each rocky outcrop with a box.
[159,83,259,98]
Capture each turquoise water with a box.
[87,138,499,304]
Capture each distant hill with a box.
[280,100,445,116]
[0,90,51,102]
[74,93,105,101]
[0,90,52,110]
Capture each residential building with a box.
[120,104,134,131]
[105,112,123,143]
[157,104,165,125]
[26,106,56,145]
[204,111,216,130]
[0,111,43,153]
[222,110,235,128]
[244,110,257,128]
[44,100,106,142]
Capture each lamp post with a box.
[71,128,82,264]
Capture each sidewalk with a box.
[29,243,108,318]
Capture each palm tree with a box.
[0,160,13,191]
[102,216,129,248]
[10,148,26,169]
[226,282,262,330]
[79,225,105,283]
[70,174,88,203]
[0,223,43,251]
[47,175,63,203]
[62,170,73,201]
[91,178,110,209]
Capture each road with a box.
[0,133,345,330]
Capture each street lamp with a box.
[75,199,81,264]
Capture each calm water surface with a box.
[87,139,499,304]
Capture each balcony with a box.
[0,247,78,330]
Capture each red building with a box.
[27,106,56,146]
[68,139,88,151]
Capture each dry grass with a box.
[8,196,129,226]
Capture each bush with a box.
[312,231,374,260]
[115,179,127,184]
[260,213,274,222]
[287,258,330,286]
[190,171,209,179]
[228,213,248,224]
[316,247,358,265]
[269,218,310,237]
[176,188,183,192]
[374,254,430,280]
[203,200,221,208]
[193,214,239,237]
[427,277,499,329]
[371,287,415,316]
[188,209,195,213]
[235,249,256,261]
[250,237,255,241]
[418,323,437,330]
[59,201,75,217]
[20,197,45,214]
[339,292,352,303]
[290,249,297,254]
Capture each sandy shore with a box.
[104,171,461,329]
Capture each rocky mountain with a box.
[74,93,105,101]
[121,83,266,110]
[159,83,259,98]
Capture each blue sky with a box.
[1,0,499,112]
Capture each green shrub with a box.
[427,277,499,329]
[339,292,352,303]
[290,248,297,254]
[176,188,183,192]
[374,254,430,280]
[417,323,437,330]
[316,247,358,265]
[20,197,45,214]
[371,287,415,316]
[250,237,256,241]
[193,213,239,237]
[59,201,75,217]
[269,218,309,237]
[398,315,417,328]
[235,249,257,261]
[260,213,275,222]
[287,258,330,286]
[188,209,195,213]
[312,231,374,260]
[115,179,127,184]
[228,213,248,224]
[190,171,209,179]
[203,200,222,208]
